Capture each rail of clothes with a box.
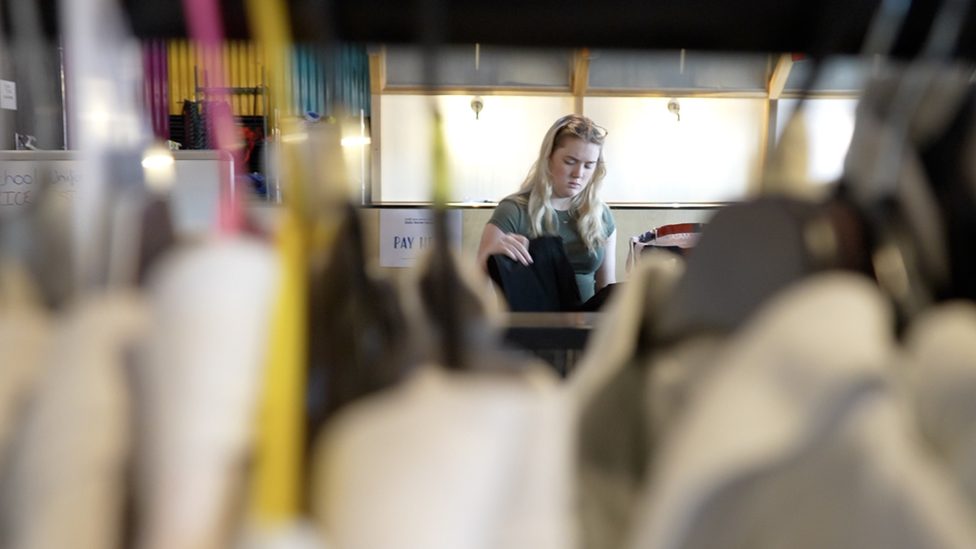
[5,65,976,549]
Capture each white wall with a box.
[585,97,767,202]
[378,94,854,204]
[776,98,858,184]
[379,95,575,202]
[379,94,768,203]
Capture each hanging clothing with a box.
[182,100,207,150]
[131,238,278,549]
[135,197,176,286]
[0,265,51,472]
[570,254,687,549]
[413,238,523,373]
[903,302,976,508]
[311,364,575,549]
[312,240,577,548]
[624,273,976,549]
[0,292,148,549]
[306,206,417,462]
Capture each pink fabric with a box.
[142,40,170,141]
[180,0,242,234]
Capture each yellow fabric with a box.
[245,0,290,125]
[245,0,305,524]
[252,211,307,523]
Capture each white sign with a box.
[0,151,228,238]
[0,160,80,211]
[379,208,462,268]
[1,80,16,110]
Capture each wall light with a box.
[141,152,174,169]
[471,96,484,120]
[142,143,175,193]
[341,136,372,147]
[668,98,681,122]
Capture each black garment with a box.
[641,244,687,258]
[577,283,619,312]
[181,100,206,150]
[488,236,621,312]
[136,197,176,286]
[306,204,416,470]
[487,236,581,312]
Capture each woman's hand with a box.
[477,223,533,271]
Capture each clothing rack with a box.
[194,65,267,115]
[191,65,273,200]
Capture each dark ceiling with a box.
[17,0,976,60]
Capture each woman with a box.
[477,114,616,302]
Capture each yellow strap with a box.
[244,0,306,523]
[252,211,307,522]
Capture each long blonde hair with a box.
[511,114,609,252]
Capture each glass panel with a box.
[585,96,766,202]
[776,98,858,184]
[379,95,767,203]
[588,50,769,92]
[783,57,874,93]
[379,95,575,202]
[385,46,571,88]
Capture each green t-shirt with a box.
[488,197,616,301]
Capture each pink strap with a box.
[181,0,243,234]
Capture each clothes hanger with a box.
[652,54,842,340]
[577,6,972,549]
[414,67,526,372]
[306,202,417,452]
[839,0,975,323]
[655,0,974,342]
[916,84,976,302]
[414,8,475,372]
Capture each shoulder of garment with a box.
[569,252,686,406]
[132,237,280,549]
[310,363,577,549]
[902,301,976,510]
[627,272,976,549]
[0,290,149,549]
[0,262,52,472]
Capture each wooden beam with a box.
[571,48,590,100]
[585,89,769,99]
[370,92,381,203]
[369,46,386,95]
[380,86,573,96]
[768,53,793,100]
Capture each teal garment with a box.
[488,197,616,301]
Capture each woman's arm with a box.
[476,223,533,272]
[595,229,617,291]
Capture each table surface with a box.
[502,312,602,350]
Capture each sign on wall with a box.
[0,151,229,237]
[0,159,81,209]
[1,80,16,110]
[379,208,462,268]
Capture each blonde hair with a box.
[511,114,609,251]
